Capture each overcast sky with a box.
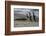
[14,8,39,17]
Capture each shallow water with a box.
[14,20,39,27]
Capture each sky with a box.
[14,8,39,17]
